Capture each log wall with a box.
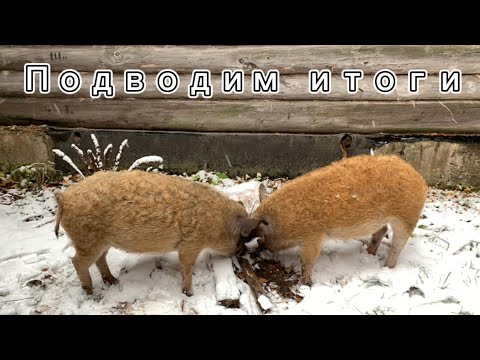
[1,45,479,134]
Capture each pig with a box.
[54,170,262,296]
[246,155,428,286]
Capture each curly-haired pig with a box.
[54,170,262,296]
[246,155,428,286]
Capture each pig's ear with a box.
[239,217,266,238]
[259,183,269,203]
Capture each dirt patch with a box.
[254,258,303,303]
[113,302,135,315]
[235,244,304,306]
[219,299,241,308]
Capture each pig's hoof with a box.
[301,277,313,287]
[182,287,194,297]
[367,246,377,255]
[102,275,119,286]
[384,260,397,269]
[83,286,93,295]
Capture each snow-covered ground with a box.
[1,180,479,315]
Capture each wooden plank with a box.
[2,70,479,100]
[237,257,271,313]
[207,255,240,308]
[1,98,479,134]
[1,45,480,75]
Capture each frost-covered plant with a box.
[8,162,62,188]
[457,182,475,193]
[53,134,164,178]
[128,156,164,171]
[190,170,235,186]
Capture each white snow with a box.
[194,170,207,181]
[208,255,240,302]
[221,178,236,187]
[52,150,85,179]
[1,182,479,315]
[258,294,273,310]
[128,156,164,171]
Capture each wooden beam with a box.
[207,255,241,309]
[1,45,480,74]
[237,256,271,313]
[1,98,479,134]
[2,70,478,100]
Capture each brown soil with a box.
[235,244,304,305]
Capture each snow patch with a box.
[1,184,479,314]
[208,255,240,301]
[258,295,273,310]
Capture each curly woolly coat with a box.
[55,170,261,296]
[250,155,428,285]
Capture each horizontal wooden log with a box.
[1,45,480,75]
[1,98,479,134]
[2,70,479,100]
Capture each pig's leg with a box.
[178,245,202,297]
[96,249,118,285]
[299,237,324,286]
[367,225,389,255]
[385,219,415,268]
[72,251,100,295]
